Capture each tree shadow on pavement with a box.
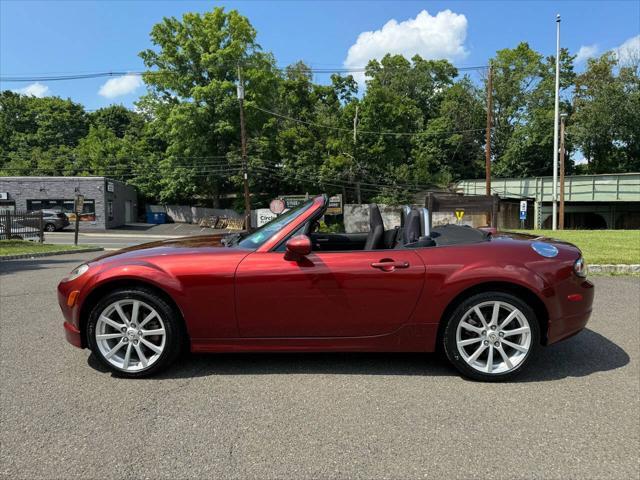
[88,328,629,382]
[0,256,91,275]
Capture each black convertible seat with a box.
[364,204,385,250]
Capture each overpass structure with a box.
[456,173,640,229]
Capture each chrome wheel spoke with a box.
[140,338,162,355]
[473,307,488,329]
[96,332,123,341]
[460,321,483,334]
[496,345,513,369]
[104,339,125,359]
[467,343,487,364]
[489,302,501,326]
[503,326,530,337]
[139,311,157,329]
[122,343,133,369]
[486,346,494,373]
[501,338,528,353]
[457,337,482,347]
[100,315,124,331]
[499,311,518,329]
[130,300,140,325]
[134,343,148,368]
[114,303,130,327]
[141,328,165,337]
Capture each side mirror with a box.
[284,235,312,261]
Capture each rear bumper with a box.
[546,279,594,345]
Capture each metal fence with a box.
[0,211,44,242]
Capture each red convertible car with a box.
[57,194,593,381]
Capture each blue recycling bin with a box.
[146,212,166,224]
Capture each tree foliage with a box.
[1,7,638,206]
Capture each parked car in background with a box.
[23,210,70,232]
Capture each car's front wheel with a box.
[44,223,57,232]
[443,292,539,381]
[87,288,183,377]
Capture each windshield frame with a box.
[240,195,326,252]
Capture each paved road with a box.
[1,253,638,479]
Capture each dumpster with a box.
[146,212,167,224]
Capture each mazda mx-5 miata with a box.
[58,195,594,381]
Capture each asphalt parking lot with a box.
[1,252,638,479]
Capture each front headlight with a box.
[574,257,587,278]
[64,264,89,282]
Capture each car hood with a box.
[89,234,242,265]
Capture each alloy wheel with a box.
[95,299,166,372]
[455,300,532,375]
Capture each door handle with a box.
[371,260,410,271]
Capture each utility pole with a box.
[353,105,361,204]
[237,66,252,231]
[485,63,493,197]
[559,113,567,230]
[552,14,561,230]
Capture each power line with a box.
[250,104,491,137]
[0,65,488,83]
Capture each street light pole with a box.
[237,67,252,231]
[552,14,561,230]
[559,113,567,230]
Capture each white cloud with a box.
[614,34,640,65]
[343,9,469,83]
[98,74,143,98]
[13,82,50,97]
[575,44,599,63]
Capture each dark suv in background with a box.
[27,210,70,232]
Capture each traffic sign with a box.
[455,210,465,221]
[269,198,286,214]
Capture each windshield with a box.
[237,199,315,250]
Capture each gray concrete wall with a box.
[343,204,486,233]
[156,205,241,224]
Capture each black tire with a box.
[44,223,57,232]
[87,288,184,378]
[443,291,540,382]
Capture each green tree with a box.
[571,52,640,173]
[138,7,280,205]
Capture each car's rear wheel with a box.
[87,288,183,377]
[44,223,57,232]
[443,291,539,381]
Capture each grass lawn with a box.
[0,240,93,257]
[509,230,640,265]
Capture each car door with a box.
[235,249,425,338]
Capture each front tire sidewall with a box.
[443,292,540,382]
[87,288,182,378]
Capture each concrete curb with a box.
[0,247,104,261]
[589,264,640,274]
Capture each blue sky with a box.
[1,0,639,110]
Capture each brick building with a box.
[0,176,137,229]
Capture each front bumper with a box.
[58,280,85,349]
